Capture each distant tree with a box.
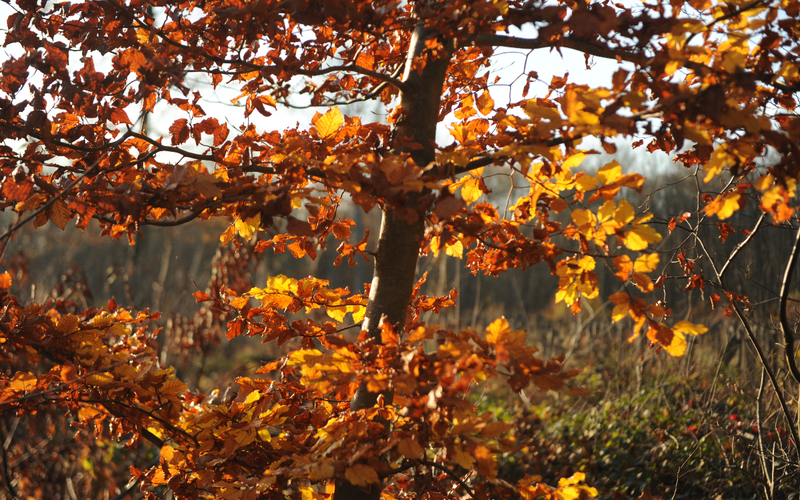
[0,1,799,499]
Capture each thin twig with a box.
[696,235,800,457]
[718,212,766,279]
[0,422,17,499]
[756,367,774,500]
[419,460,475,500]
[778,221,800,385]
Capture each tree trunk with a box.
[334,22,452,500]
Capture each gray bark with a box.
[334,22,452,500]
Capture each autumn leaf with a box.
[673,321,708,336]
[633,253,659,273]
[476,89,495,115]
[461,177,484,204]
[0,272,11,290]
[48,199,72,230]
[345,464,380,486]
[704,193,744,220]
[169,118,190,145]
[313,107,343,139]
[612,255,633,282]
[646,323,687,357]
[86,372,115,386]
[623,224,662,251]
[397,438,424,459]
[8,372,37,391]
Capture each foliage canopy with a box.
[1,0,800,499]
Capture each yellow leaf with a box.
[78,406,101,420]
[597,160,622,185]
[673,321,708,336]
[235,213,260,240]
[611,302,629,322]
[623,224,662,251]
[647,323,687,357]
[286,349,324,367]
[345,464,380,486]
[266,275,299,294]
[445,239,464,258]
[449,123,475,144]
[704,193,742,220]
[703,145,732,182]
[556,472,599,500]
[220,224,236,244]
[665,60,682,76]
[633,253,659,273]
[571,209,596,228]
[563,152,589,169]
[258,429,272,442]
[244,390,261,405]
[87,372,115,386]
[397,438,425,459]
[8,372,37,391]
[614,199,635,225]
[461,177,483,204]
[575,174,598,192]
[313,107,343,139]
[485,317,510,345]
[755,174,774,191]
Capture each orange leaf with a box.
[397,438,424,459]
[476,90,495,116]
[8,372,37,391]
[612,255,633,281]
[704,192,744,220]
[48,199,72,230]
[169,118,190,145]
[345,464,380,486]
[0,272,11,290]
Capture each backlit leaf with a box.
[345,464,380,486]
[623,224,662,251]
[476,90,495,115]
[673,321,708,336]
[313,107,343,139]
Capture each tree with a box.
[0,0,799,499]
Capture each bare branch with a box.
[778,221,800,385]
[419,460,475,500]
[696,234,800,455]
[718,212,766,279]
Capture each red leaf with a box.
[169,118,190,145]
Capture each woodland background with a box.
[4,143,798,499]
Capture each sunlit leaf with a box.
[313,107,344,139]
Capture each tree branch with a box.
[0,355,150,410]
[466,33,800,94]
[718,212,766,279]
[778,221,800,385]
[696,234,800,456]
[419,460,475,500]
[106,0,409,93]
